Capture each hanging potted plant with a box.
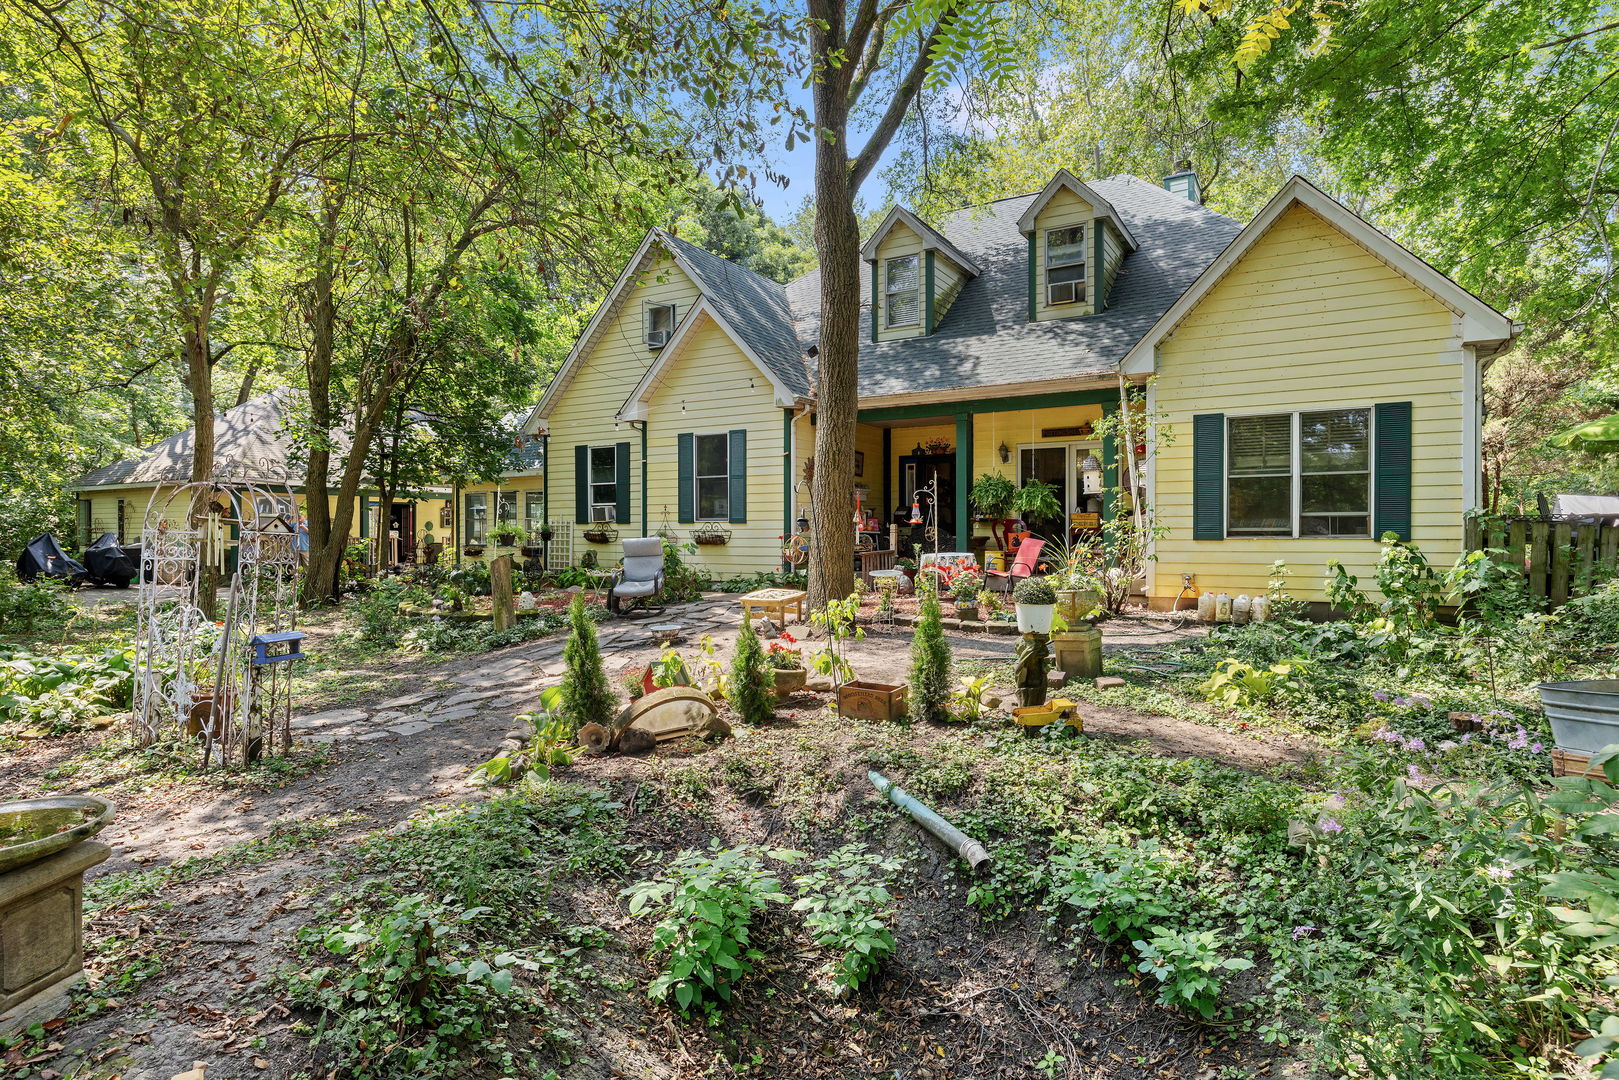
[492,523,525,548]
[969,472,1018,551]
[582,523,618,545]
[1012,479,1063,529]
[692,523,732,546]
[1013,577,1057,634]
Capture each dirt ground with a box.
[3,607,1318,1080]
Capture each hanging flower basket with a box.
[692,523,732,546]
[582,525,619,545]
[462,544,485,557]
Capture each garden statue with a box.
[1015,632,1050,707]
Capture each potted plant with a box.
[1013,479,1063,527]
[463,542,485,557]
[492,524,526,547]
[440,584,468,613]
[950,567,984,618]
[895,556,917,583]
[538,525,555,542]
[976,588,997,623]
[969,473,1018,550]
[1013,577,1057,634]
[767,633,806,698]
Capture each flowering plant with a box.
[766,632,803,670]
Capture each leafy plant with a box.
[807,591,863,686]
[1131,928,1253,1020]
[1198,658,1301,710]
[469,689,576,786]
[0,578,70,634]
[729,615,775,725]
[791,845,899,992]
[1012,478,1062,522]
[968,472,1017,520]
[623,843,802,1013]
[949,673,996,723]
[559,593,614,733]
[909,585,952,724]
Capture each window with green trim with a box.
[885,255,920,327]
[1227,409,1371,538]
[695,433,729,520]
[589,445,619,522]
[465,492,489,542]
[1045,225,1086,305]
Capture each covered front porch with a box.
[852,387,1127,562]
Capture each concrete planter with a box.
[772,668,807,699]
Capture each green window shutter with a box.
[1192,413,1225,540]
[574,445,589,524]
[1373,401,1413,541]
[728,428,748,524]
[615,441,631,528]
[677,433,695,523]
[924,250,935,334]
[1026,233,1037,322]
[870,261,878,342]
[1092,223,1105,312]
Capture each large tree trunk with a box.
[301,251,340,607]
[805,12,859,612]
[183,323,220,618]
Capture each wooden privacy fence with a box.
[1464,516,1619,608]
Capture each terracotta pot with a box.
[186,687,237,739]
[772,668,807,699]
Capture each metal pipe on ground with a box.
[868,770,992,873]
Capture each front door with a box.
[1018,445,1069,541]
[897,453,956,551]
[389,503,415,564]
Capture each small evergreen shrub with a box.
[559,593,614,733]
[1012,577,1056,605]
[909,586,952,724]
[729,616,776,724]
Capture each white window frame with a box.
[1045,225,1087,306]
[589,444,619,522]
[1224,407,1376,540]
[466,492,490,542]
[645,301,676,349]
[693,431,730,522]
[524,491,545,532]
[884,254,920,328]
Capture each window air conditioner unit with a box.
[646,329,668,349]
[1048,280,1081,305]
[591,505,616,522]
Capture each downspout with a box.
[634,420,649,537]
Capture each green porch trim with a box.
[954,413,972,545]
[881,427,892,522]
[924,250,936,334]
[1026,233,1037,322]
[541,433,549,525]
[453,484,462,567]
[1101,400,1119,525]
[639,422,649,537]
[858,387,1119,424]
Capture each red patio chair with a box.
[986,537,1045,593]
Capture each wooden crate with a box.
[837,680,907,722]
[1551,747,1612,780]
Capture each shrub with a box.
[623,843,801,1013]
[0,646,134,728]
[909,587,952,724]
[559,593,614,734]
[1131,928,1253,1020]
[352,577,423,643]
[791,845,899,992]
[1012,577,1056,605]
[728,616,775,724]
[0,578,71,635]
[660,539,711,601]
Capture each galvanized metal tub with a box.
[1538,680,1619,755]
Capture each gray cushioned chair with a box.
[607,537,666,616]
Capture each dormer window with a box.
[885,255,920,328]
[645,302,676,348]
[1046,226,1086,305]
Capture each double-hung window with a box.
[524,491,545,533]
[1227,408,1371,538]
[466,492,489,542]
[884,255,920,328]
[589,445,619,522]
[695,433,729,520]
[494,490,518,533]
[1045,225,1086,305]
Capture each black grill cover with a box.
[16,533,87,583]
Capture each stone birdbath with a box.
[0,795,115,1036]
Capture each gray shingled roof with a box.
[784,176,1244,398]
[71,390,314,490]
[659,231,813,397]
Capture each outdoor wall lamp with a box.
[998,442,1011,464]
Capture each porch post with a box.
[1101,400,1119,524]
[881,427,892,523]
[954,413,971,549]
[782,409,793,573]
[640,422,649,537]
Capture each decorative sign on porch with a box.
[1069,512,1102,530]
[1041,423,1094,439]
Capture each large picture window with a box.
[589,445,619,521]
[1045,225,1086,305]
[695,433,729,520]
[1227,408,1372,538]
[885,255,920,328]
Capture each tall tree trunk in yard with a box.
[300,236,340,607]
[182,320,220,619]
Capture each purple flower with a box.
[1508,729,1529,751]
[1292,925,1316,940]
[1318,817,1344,833]
[1375,729,1402,743]
[1531,742,1544,754]
[1484,863,1513,882]
[1405,737,1426,752]
[1326,793,1347,810]
[1460,733,1473,745]
[1406,764,1426,784]
[1393,696,1411,707]
[1372,691,1390,702]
